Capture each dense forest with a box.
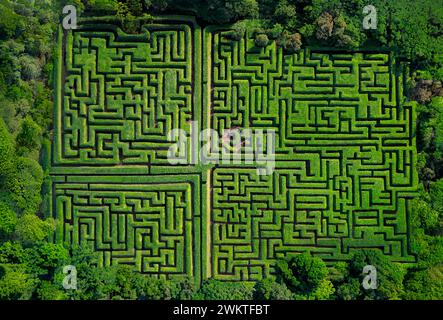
[0,0,442,300]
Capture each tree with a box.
[412,193,440,234]
[0,117,14,179]
[94,265,145,300]
[18,55,41,81]
[306,279,335,300]
[431,97,443,156]
[16,116,42,155]
[169,276,196,300]
[139,276,173,300]
[403,265,443,300]
[254,278,293,300]
[9,157,43,214]
[35,280,67,300]
[126,0,144,16]
[225,0,259,20]
[87,0,120,13]
[316,11,334,41]
[255,34,269,47]
[283,33,302,52]
[0,241,26,264]
[202,0,259,24]
[144,0,169,12]
[430,179,443,212]
[268,23,284,39]
[0,201,17,238]
[230,21,247,41]
[0,0,23,39]
[335,278,361,300]
[25,243,69,276]
[275,253,331,299]
[274,0,297,30]
[0,264,36,300]
[315,11,362,48]
[14,214,55,246]
[194,279,254,300]
[336,250,405,300]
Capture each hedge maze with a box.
[55,23,196,165]
[51,17,417,283]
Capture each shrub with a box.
[255,33,269,47]
[283,33,302,52]
[194,279,254,300]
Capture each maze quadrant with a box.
[55,23,196,165]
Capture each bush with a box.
[254,278,293,300]
[283,33,302,52]
[0,201,17,238]
[276,253,329,295]
[19,55,41,81]
[403,265,443,300]
[9,157,43,214]
[0,264,36,300]
[342,250,405,300]
[16,116,42,155]
[14,215,55,246]
[0,118,15,178]
[255,34,269,47]
[194,279,254,300]
[231,21,246,41]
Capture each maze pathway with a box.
[51,17,417,283]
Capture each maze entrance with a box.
[51,17,417,283]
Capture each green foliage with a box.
[430,97,443,156]
[144,0,169,11]
[336,250,405,300]
[411,192,440,234]
[16,116,42,155]
[0,118,14,178]
[9,157,43,214]
[14,214,55,246]
[255,33,269,47]
[0,241,26,264]
[0,0,439,301]
[0,201,17,238]
[194,280,254,300]
[267,23,284,39]
[18,55,42,81]
[230,21,247,41]
[169,277,196,300]
[335,278,361,300]
[63,245,196,300]
[254,278,293,300]
[35,280,67,300]
[281,32,302,52]
[26,243,69,275]
[273,0,297,30]
[0,264,36,300]
[314,11,363,48]
[31,82,53,131]
[0,0,23,39]
[430,179,443,213]
[276,253,330,298]
[93,265,146,300]
[403,265,443,300]
[138,276,175,300]
[303,279,335,300]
